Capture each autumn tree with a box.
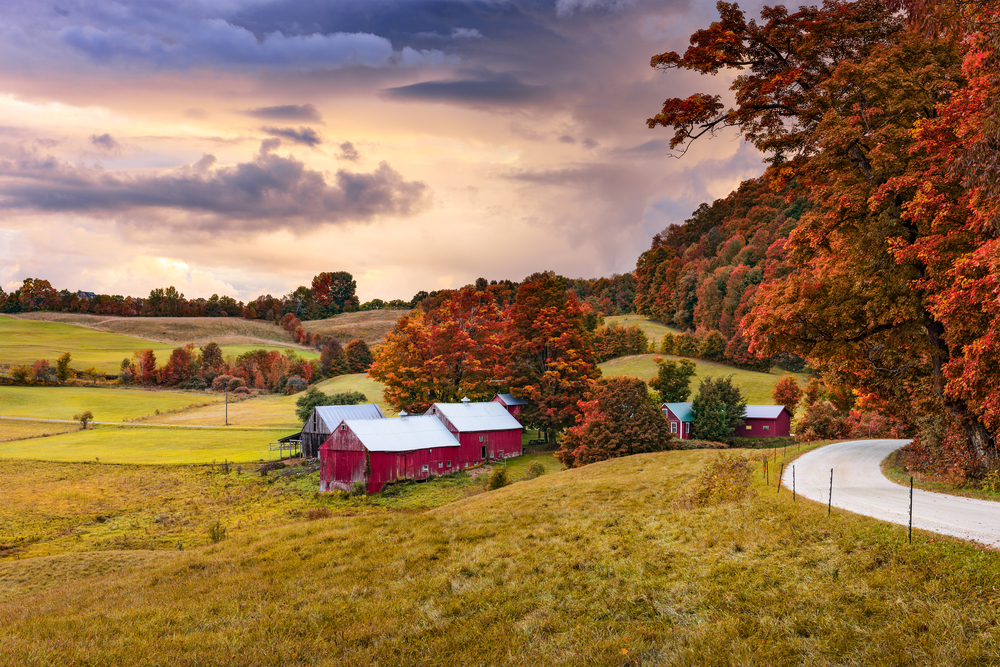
[649,357,697,402]
[344,339,374,373]
[691,376,746,441]
[17,278,58,311]
[311,271,358,316]
[56,352,72,382]
[200,342,224,374]
[506,273,600,443]
[320,340,349,377]
[73,411,94,430]
[556,376,674,468]
[772,375,803,415]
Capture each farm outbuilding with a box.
[735,405,792,438]
[301,404,385,457]
[491,393,528,421]
[319,415,460,494]
[429,399,524,460]
[661,402,693,440]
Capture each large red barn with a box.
[429,399,523,461]
[319,416,460,494]
[491,393,528,421]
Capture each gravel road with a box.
[783,439,1000,548]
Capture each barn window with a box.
[763,425,770,432]
[684,423,690,434]
[479,435,483,442]
[438,462,443,469]
[446,461,452,467]
[341,424,345,431]
[746,425,752,431]
[670,422,677,434]
[422,465,429,473]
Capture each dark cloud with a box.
[384,70,548,105]
[558,135,575,144]
[338,141,360,161]
[243,104,323,122]
[0,142,429,233]
[261,126,322,147]
[90,133,121,152]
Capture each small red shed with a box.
[492,393,528,421]
[661,402,693,440]
[736,405,792,437]
[319,415,460,494]
[430,399,524,461]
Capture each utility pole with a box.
[225,387,229,426]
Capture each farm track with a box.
[785,439,1000,548]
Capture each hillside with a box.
[602,314,681,340]
[300,309,409,345]
[0,315,319,374]
[2,448,998,664]
[600,353,809,408]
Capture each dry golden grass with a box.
[12,312,306,347]
[0,551,177,603]
[300,309,409,344]
[2,446,1000,665]
[0,419,76,442]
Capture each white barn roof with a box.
[744,405,789,419]
[313,404,385,430]
[495,393,528,406]
[431,401,523,432]
[344,415,459,452]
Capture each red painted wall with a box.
[318,427,365,492]
[662,407,691,440]
[458,429,522,462]
[491,396,524,420]
[735,410,791,437]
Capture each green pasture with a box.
[603,314,682,340]
[0,386,222,423]
[146,372,390,428]
[0,315,318,374]
[600,353,810,408]
[0,425,284,464]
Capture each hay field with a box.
[0,385,222,422]
[3,447,1000,665]
[0,316,318,374]
[13,312,302,347]
[300,309,408,344]
[0,425,285,464]
[600,353,810,407]
[603,314,682,339]
[0,419,76,442]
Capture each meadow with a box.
[600,353,810,408]
[604,314,682,339]
[0,385,223,422]
[0,315,319,374]
[2,446,999,665]
[300,308,408,344]
[0,425,286,464]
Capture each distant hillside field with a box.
[3,447,998,664]
[0,385,223,422]
[0,315,319,374]
[600,353,809,408]
[300,309,409,345]
[603,314,682,340]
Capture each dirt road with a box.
[783,439,1000,548]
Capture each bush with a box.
[227,377,246,392]
[207,520,227,543]
[211,374,234,391]
[305,507,332,520]
[524,461,546,480]
[488,466,511,490]
[179,376,208,390]
[285,375,308,394]
[350,480,367,497]
[795,400,848,442]
[677,453,754,507]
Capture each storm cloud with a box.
[0,142,429,232]
[385,70,548,105]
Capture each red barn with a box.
[319,416,460,494]
[661,402,693,440]
[736,405,792,437]
[491,393,528,421]
[430,399,524,460]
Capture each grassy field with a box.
[600,353,810,408]
[11,312,303,347]
[604,314,682,340]
[0,419,76,442]
[300,309,408,345]
[0,385,223,422]
[2,445,1000,665]
[0,315,318,374]
[0,425,287,464]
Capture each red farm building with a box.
[301,404,385,458]
[429,399,524,461]
[491,393,528,421]
[736,405,792,438]
[319,415,460,494]
[661,402,693,440]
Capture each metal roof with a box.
[313,404,385,430]
[744,405,789,419]
[431,401,523,432]
[662,402,693,422]
[494,393,528,406]
[343,415,459,452]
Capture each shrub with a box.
[350,480,367,497]
[284,375,307,394]
[677,453,754,507]
[524,461,546,480]
[488,466,511,490]
[179,376,208,390]
[305,507,332,520]
[795,400,848,442]
[73,410,94,430]
[207,520,227,543]
[227,377,246,392]
[233,386,251,396]
[211,374,234,391]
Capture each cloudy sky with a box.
[0,0,768,303]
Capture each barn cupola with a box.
[461,396,471,405]
[399,410,408,417]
